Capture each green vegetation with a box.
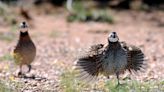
[0,53,13,61]
[0,2,17,25]
[60,70,92,92]
[60,70,164,92]
[0,82,13,92]
[67,1,114,24]
[0,79,24,92]
[105,79,164,92]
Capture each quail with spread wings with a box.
[75,32,145,85]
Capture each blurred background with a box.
[0,0,163,91]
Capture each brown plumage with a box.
[75,32,146,85]
[13,22,36,76]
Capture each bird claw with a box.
[18,71,25,78]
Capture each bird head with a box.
[19,21,28,33]
[108,32,119,43]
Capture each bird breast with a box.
[102,48,127,75]
[14,40,36,65]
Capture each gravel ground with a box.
[0,9,163,91]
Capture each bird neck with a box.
[19,31,31,41]
[107,42,121,50]
[20,31,28,36]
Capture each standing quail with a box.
[13,22,36,76]
[75,32,145,85]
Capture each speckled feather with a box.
[121,42,146,73]
[75,44,104,82]
[75,41,145,82]
[101,42,127,76]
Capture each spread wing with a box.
[121,42,146,73]
[75,44,104,82]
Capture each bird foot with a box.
[115,83,126,88]
[18,71,25,78]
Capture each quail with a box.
[13,22,36,76]
[75,32,145,85]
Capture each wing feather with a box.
[75,44,104,82]
[121,42,146,73]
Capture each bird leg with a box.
[18,65,22,76]
[18,71,22,76]
[116,72,120,86]
[18,65,25,77]
[27,65,32,73]
[107,76,110,79]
